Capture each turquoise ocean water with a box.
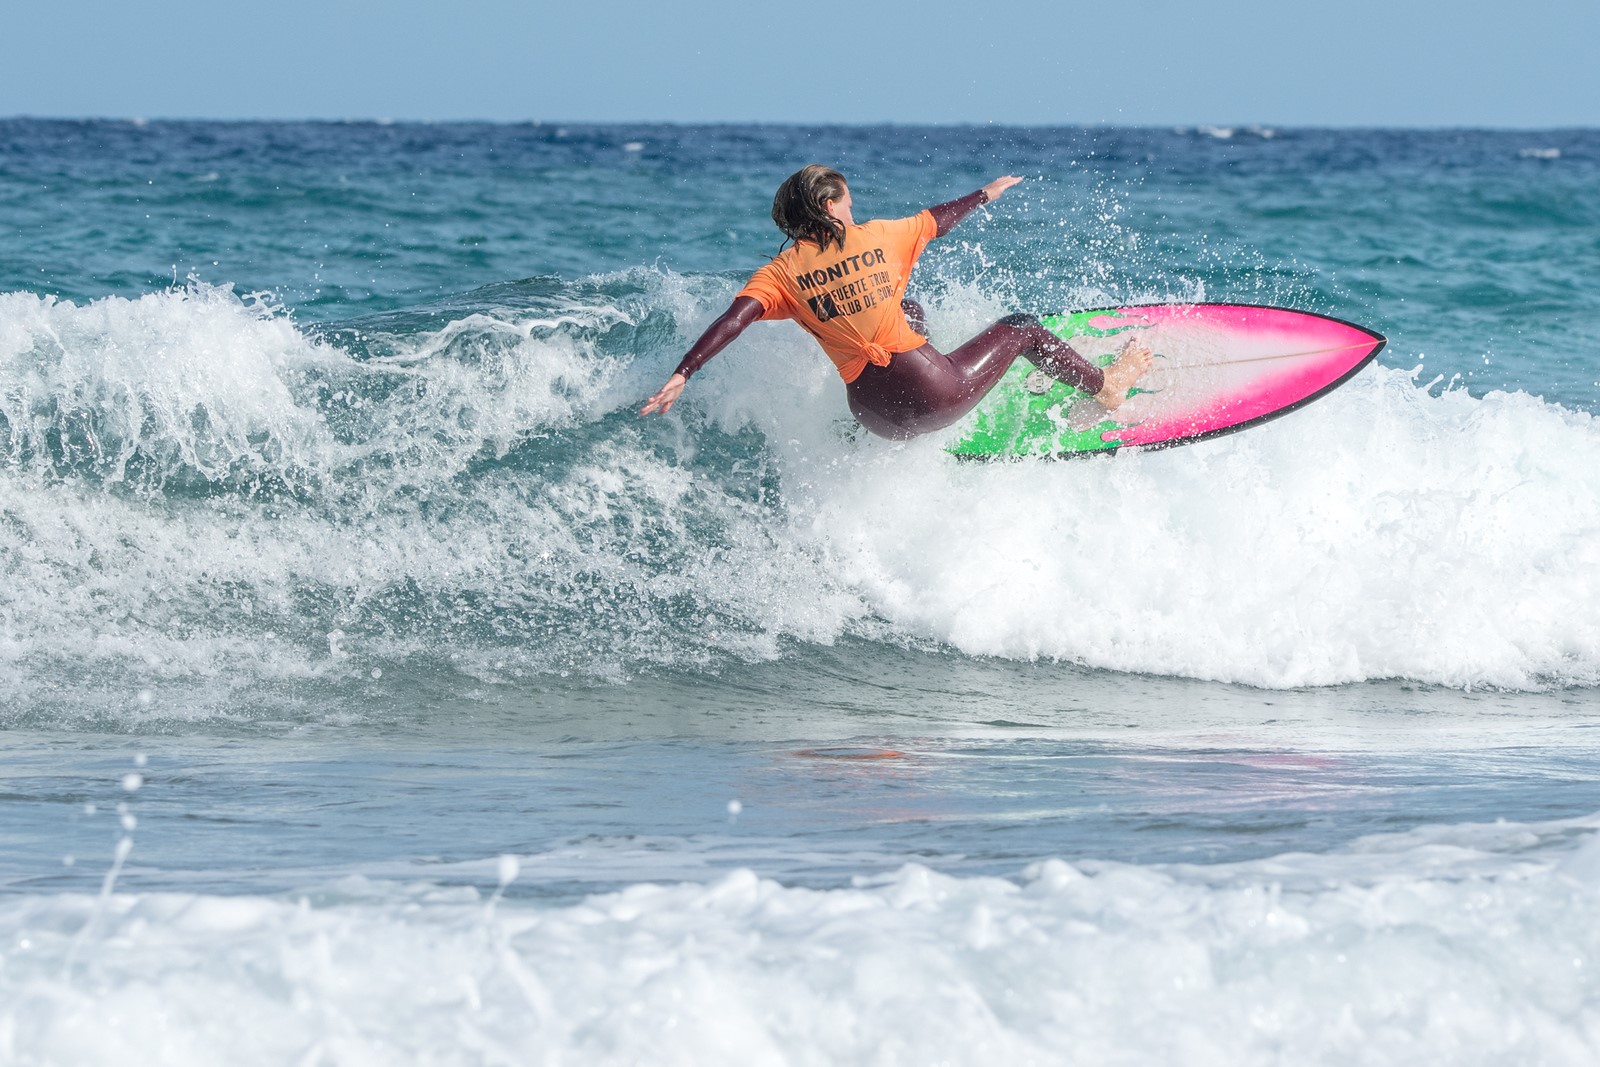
[3,120,1600,1063]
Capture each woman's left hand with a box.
[983,175,1024,201]
[640,373,687,416]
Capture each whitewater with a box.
[2,120,1599,1063]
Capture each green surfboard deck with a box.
[945,309,1143,458]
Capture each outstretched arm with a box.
[928,175,1024,236]
[639,296,765,416]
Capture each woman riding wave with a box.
[640,165,1152,438]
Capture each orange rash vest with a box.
[735,211,939,383]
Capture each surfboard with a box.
[946,303,1385,458]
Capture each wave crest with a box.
[2,272,1598,713]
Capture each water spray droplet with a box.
[121,773,143,792]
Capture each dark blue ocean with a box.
[3,120,1600,1064]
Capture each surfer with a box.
[639,165,1153,438]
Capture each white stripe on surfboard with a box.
[1137,338,1382,371]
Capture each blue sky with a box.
[6,0,1597,126]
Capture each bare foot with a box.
[1095,338,1154,411]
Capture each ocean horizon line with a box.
[4,114,1596,134]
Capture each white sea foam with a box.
[698,283,1600,690]
[0,284,342,485]
[0,281,627,489]
[5,813,1600,1065]
[0,280,860,711]
[2,276,1598,706]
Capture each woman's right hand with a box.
[983,176,1024,202]
[639,373,687,416]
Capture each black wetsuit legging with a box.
[845,302,1106,439]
